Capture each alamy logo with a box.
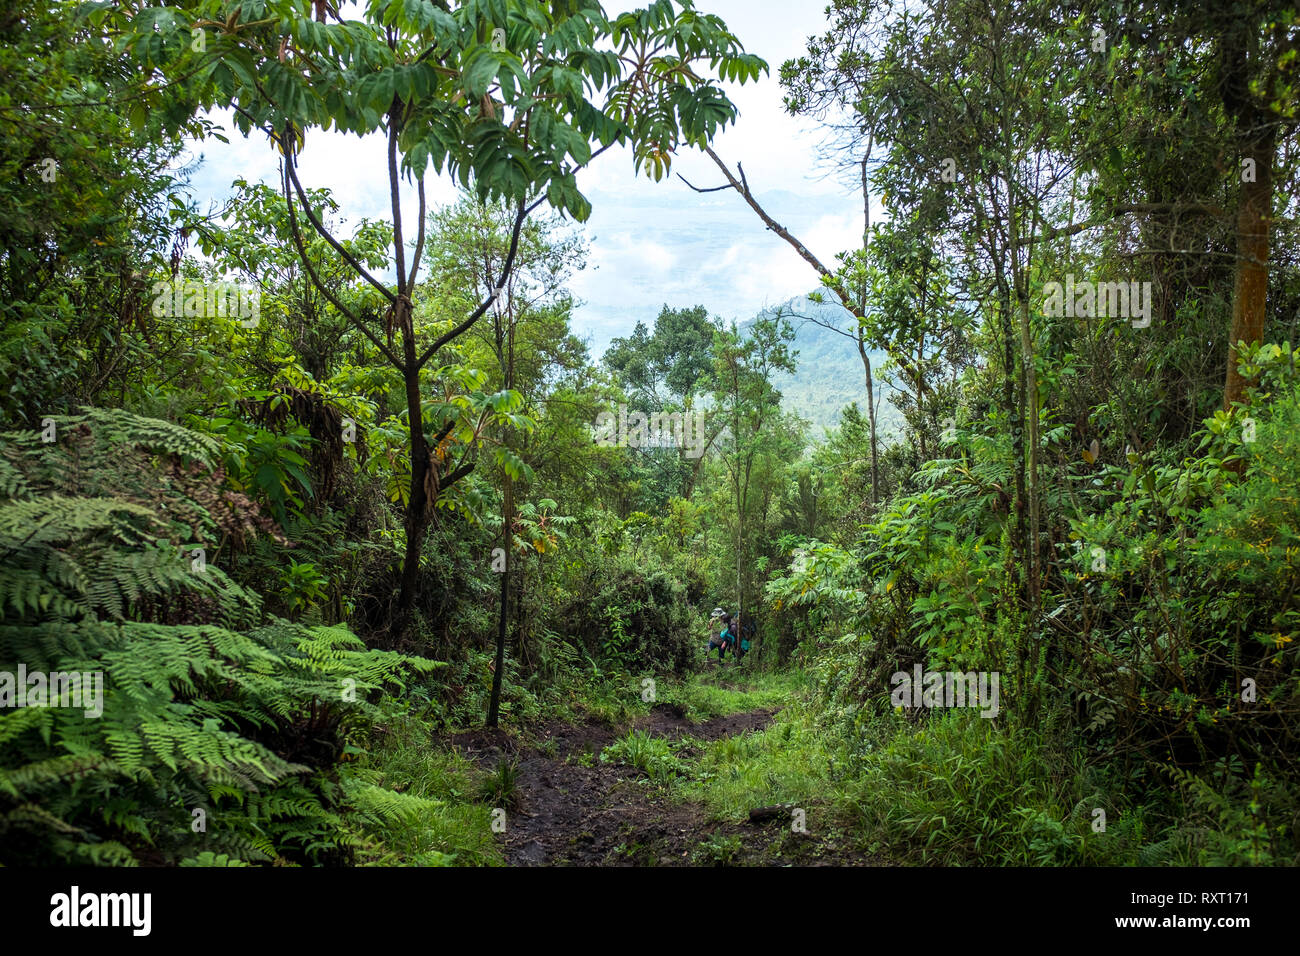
[890,664,1000,718]
[50,886,151,936]
[1042,275,1152,328]
[151,278,260,327]
[593,405,708,459]
[0,664,102,718]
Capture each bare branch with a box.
[675,173,734,193]
[281,160,404,368]
[407,176,427,291]
[1029,202,1229,246]
[284,149,397,305]
[416,200,529,370]
[699,145,841,284]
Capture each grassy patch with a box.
[536,668,649,726]
[600,729,693,784]
[347,714,504,866]
[681,701,833,821]
[678,696,1183,866]
[657,668,807,721]
[692,832,744,866]
[835,711,1121,865]
[477,757,521,810]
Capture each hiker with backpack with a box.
[706,608,735,664]
[717,613,736,662]
[733,611,754,662]
[706,607,726,661]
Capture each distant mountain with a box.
[740,294,904,440]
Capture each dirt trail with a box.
[440,701,875,866]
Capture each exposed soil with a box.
[438,700,881,867]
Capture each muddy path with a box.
[439,702,877,866]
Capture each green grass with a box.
[692,832,744,866]
[352,660,1294,866]
[438,645,808,744]
[600,729,693,784]
[344,666,1266,867]
[834,711,1122,865]
[548,665,806,727]
[477,757,521,810]
[676,694,1187,866]
[657,667,808,721]
[680,701,834,821]
[346,713,504,866]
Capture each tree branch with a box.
[415,199,529,370]
[441,461,476,491]
[676,174,733,193]
[388,109,407,298]
[284,147,397,305]
[695,145,841,283]
[407,176,427,291]
[412,140,615,370]
[281,160,404,368]
[1028,202,1228,245]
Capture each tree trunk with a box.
[487,476,512,728]
[487,294,517,728]
[1017,286,1041,608]
[394,300,429,637]
[859,337,879,508]
[1012,301,1028,597]
[859,152,879,509]
[997,273,1028,590]
[915,349,928,462]
[1223,130,1275,410]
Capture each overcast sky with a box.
[182,1,875,356]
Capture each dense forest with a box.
[1,0,1297,872]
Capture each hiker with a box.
[733,611,753,662]
[706,607,726,661]
[716,612,736,663]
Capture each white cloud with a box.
[805,211,868,268]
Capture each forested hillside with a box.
[1,0,1297,877]
[745,293,901,437]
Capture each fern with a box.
[0,409,445,865]
[180,851,252,867]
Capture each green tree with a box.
[709,314,796,647]
[111,0,765,635]
[860,216,973,464]
[0,0,186,424]
[603,303,719,498]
